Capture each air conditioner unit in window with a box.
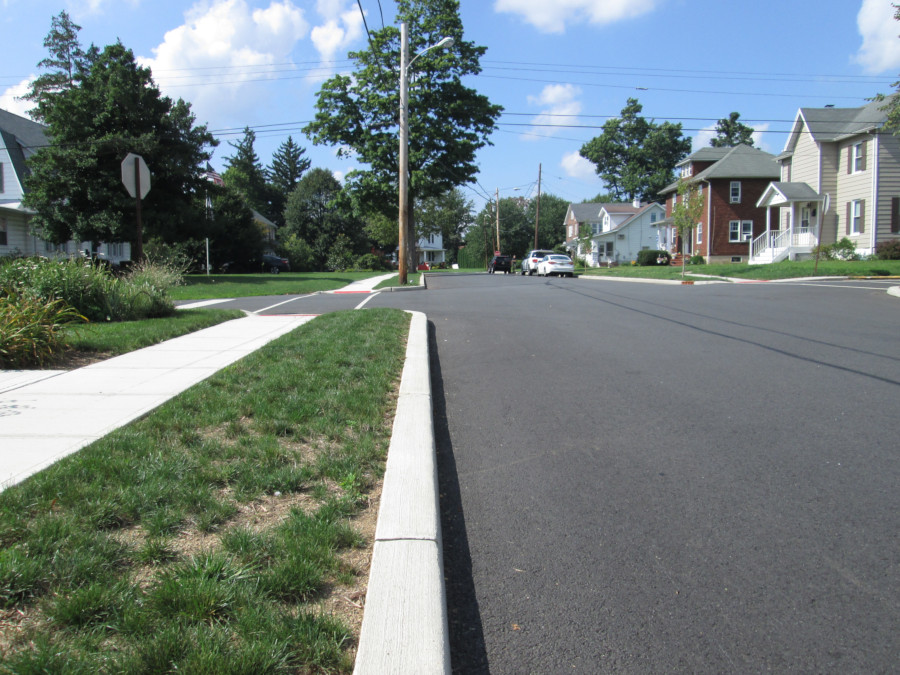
[617,234,625,239]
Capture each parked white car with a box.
[537,254,575,277]
[521,249,555,275]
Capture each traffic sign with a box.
[121,153,151,199]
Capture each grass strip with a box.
[62,308,246,356]
[0,308,410,673]
[578,259,900,281]
[171,272,391,300]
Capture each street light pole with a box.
[398,24,454,285]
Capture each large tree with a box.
[267,136,311,225]
[22,11,90,120]
[222,127,271,220]
[303,0,502,269]
[24,41,217,254]
[710,112,755,147]
[283,168,365,269]
[579,98,691,203]
[525,192,568,251]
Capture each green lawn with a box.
[62,308,245,357]
[0,309,410,673]
[578,259,900,281]
[170,272,391,300]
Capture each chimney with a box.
[632,198,641,209]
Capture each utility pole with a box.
[495,187,501,253]
[534,163,542,249]
[398,22,409,285]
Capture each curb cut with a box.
[888,286,900,298]
[354,311,449,674]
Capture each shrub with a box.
[0,286,85,367]
[689,254,706,265]
[875,239,900,260]
[0,257,178,322]
[353,253,391,271]
[636,250,671,266]
[325,235,354,272]
[280,234,316,273]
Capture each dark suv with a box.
[488,255,512,274]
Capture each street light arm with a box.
[406,37,454,73]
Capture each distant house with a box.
[589,202,666,266]
[659,144,780,263]
[0,108,131,264]
[417,231,445,267]
[753,97,900,263]
[252,210,278,250]
[564,200,664,265]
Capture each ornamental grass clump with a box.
[0,285,86,368]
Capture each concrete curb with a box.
[354,311,449,674]
[888,286,900,298]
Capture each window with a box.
[591,223,600,235]
[729,220,753,242]
[730,181,741,204]
[697,220,702,243]
[650,212,658,224]
[605,242,614,257]
[849,200,864,235]
[851,141,866,173]
[0,217,6,246]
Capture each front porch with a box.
[751,182,826,265]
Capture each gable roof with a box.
[756,181,823,208]
[660,144,779,194]
[781,96,894,157]
[592,202,665,237]
[675,146,731,168]
[0,109,48,196]
[567,202,603,222]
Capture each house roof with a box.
[660,144,779,194]
[675,146,731,167]
[0,109,48,195]
[797,97,889,143]
[593,203,665,238]
[567,202,603,222]
[756,181,823,208]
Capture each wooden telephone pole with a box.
[534,163,542,249]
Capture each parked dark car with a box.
[262,254,290,274]
[488,255,512,274]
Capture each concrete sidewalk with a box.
[0,314,314,491]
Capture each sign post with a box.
[121,153,151,261]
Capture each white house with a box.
[417,231,445,267]
[753,97,900,263]
[590,202,666,266]
[0,108,131,264]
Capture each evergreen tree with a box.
[267,136,311,225]
[24,41,217,253]
[22,11,90,120]
[222,127,271,219]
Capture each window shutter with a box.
[848,146,853,174]
[860,141,867,172]
[892,197,900,233]
[859,200,865,234]
[846,202,851,235]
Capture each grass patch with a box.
[61,309,245,357]
[171,272,389,300]
[374,272,420,289]
[0,308,410,673]
[578,259,900,281]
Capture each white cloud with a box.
[693,122,773,152]
[0,77,34,118]
[140,0,309,119]
[311,9,364,62]
[523,84,581,140]
[494,0,658,34]
[854,0,900,73]
[561,150,596,180]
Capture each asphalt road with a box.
[373,274,900,674]
[217,275,900,672]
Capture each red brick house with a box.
[659,144,780,263]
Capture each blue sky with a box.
[2,0,899,211]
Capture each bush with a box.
[0,257,179,322]
[875,239,900,260]
[353,253,391,271]
[815,236,860,262]
[325,235,354,272]
[689,255,706,265]
[279,234,316,273]
[0,285,86,367]
[636,250,671,266]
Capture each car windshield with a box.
[548,255,571,262]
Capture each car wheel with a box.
[270,266,280,274]
[529,269,535,276]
